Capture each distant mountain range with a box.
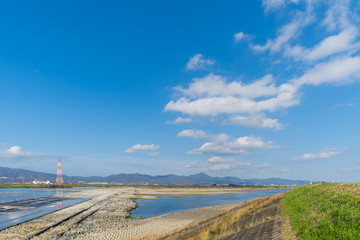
[0,166,310,186]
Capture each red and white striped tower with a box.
[56,158,64,209]
[56,158,64,184]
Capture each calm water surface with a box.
[0,188,81,203]
[0,188,90,230]
[131,189,289,218]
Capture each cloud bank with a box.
[165,0,360,131]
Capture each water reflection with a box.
[56,188,63,210]
[0,196,91,230]
[0,188,91,230]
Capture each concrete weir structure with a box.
[0,188,230,239]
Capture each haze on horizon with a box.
[0,0,360,182]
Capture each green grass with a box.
[283,183,360,240]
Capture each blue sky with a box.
[0,0,360,182]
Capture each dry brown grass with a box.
[321,183,360,198]
[281,211,298,240]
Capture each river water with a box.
[0,188,80,203]
[131,189,289,218]
[0,188,89,231]
[0,188,289,231]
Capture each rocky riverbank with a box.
[0,187,234,240]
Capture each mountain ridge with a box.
[0,166,309,186]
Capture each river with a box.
[131,188,289,218]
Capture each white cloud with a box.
[207,161,251,171]
[166,117,192,124]
[184,162,198,168]
[332,103,354,109]
[208,164,233,171]
[341,166,360,172]
[252,0,314,53]
[256,0,360,66]
[177,129,208,139]
[253,0,315,54]
[280,168,290,172]
[146,152,160,156]
[237,161,251,166]
[255,164,272,168]
[292,56,360,87]
[262,0,284,11]
[207,156,235,163]
[0,146,50,159]
[222,114,283,130]
[125,144,160,155]
[262,0,299,12]
[165,0,360,133]
[167,95,284,116]
[292,150,341,161]
[286,27,359,62]
[165,74,299,116]
[322,0,351,31]
[234,136,278,149]
[186,54,215,71]
[234,32,251,42]
[189,134,278,156]
[175,74,279,99]
[189,142,247,156]
[166,51,360,128]
[252,21,301,53]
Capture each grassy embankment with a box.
[171,183,360,240]
[283,183,360,240]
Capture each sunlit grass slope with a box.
[173,193,284,239]
[283,183,360,240]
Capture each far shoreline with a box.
[0,183,295,189]
[0,187,290,239]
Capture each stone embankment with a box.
[172,193,286,240]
